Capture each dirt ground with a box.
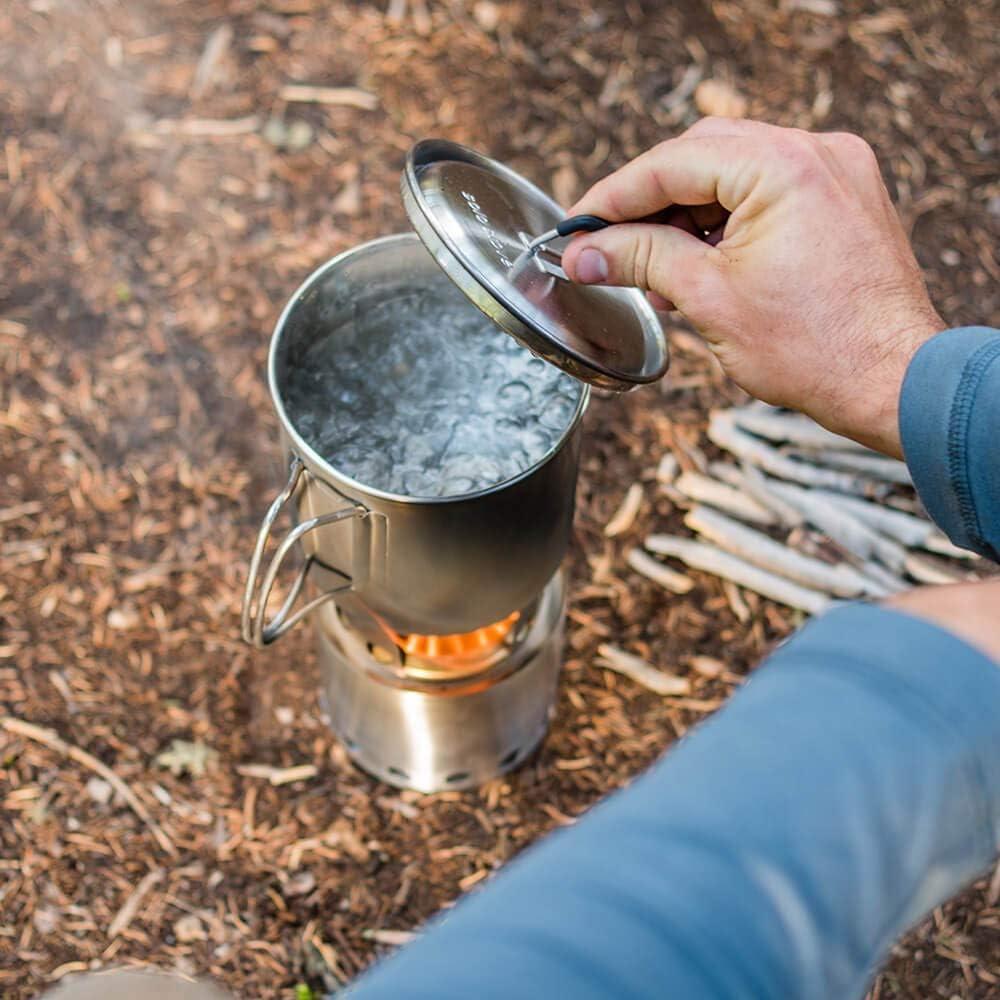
[2,1,998,997]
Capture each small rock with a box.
[262,116,287,147]
[174,913,207,943]
[107,606,140,631]
[940,248,961,266]
[285,120,314,152]
[473,1,500,31]
[262,116,313,152]
[34,906,60,935]
[284,870,317,896]
[86,777,113,804]
[694,79,748,118]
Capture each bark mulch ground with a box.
[1,1,998,997]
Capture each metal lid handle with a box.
[241,457,366,648]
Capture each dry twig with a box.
[674,471,777,526]
[280,85,379,109]
[237,763,319,786]
[683,504,882,597]
[710,462,805,528]
[596,644,691,696]
[730,405,868,451]
[604,483,643,537]
[788,448,913,485]
[107,869,164,938]
[645,535,834,615]
[764,479,908,572]
[626,547,694,594]
[708,411,868,493]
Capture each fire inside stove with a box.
[379,610,522,677]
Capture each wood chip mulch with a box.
[2,1,998,997]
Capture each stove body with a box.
[315,572,565,791]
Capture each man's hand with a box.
[561,119,944,457]
[886,581,1000,666]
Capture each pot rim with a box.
[267,232,590,507]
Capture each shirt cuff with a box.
[899,326,1000,559]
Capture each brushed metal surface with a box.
[268,233,588,635]
[316,571,565,792]
[401,138,669,390]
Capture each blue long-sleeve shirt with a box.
[347,326,1000,1000]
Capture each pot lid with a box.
[401,139,669,391]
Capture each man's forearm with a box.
[346,326,1000,1000]
[347,605,1000,1000]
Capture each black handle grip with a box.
[554,215,611,238]
[553,208,724,243]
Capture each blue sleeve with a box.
[900,326,1000,560]
[347,605,1000,1000]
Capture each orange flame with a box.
[382,610,521,670]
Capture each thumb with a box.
[561,223,721,308]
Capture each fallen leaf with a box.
[155,739,218,777]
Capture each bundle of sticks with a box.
[626,404,984,617]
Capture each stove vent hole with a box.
[498,748,520,767]
[387,765,410,780]
[445,770,471,785]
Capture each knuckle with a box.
[629,230,658,290]
[602,184,633,222]
[836,132,879,169]
[778,132,826,183]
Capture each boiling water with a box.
[283,288,583,498]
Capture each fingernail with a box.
[574,247,609,284]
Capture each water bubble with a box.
[519,426,553,458]
[538,395,575,430]
[282,282,582,498]
[498,380,531,408]
[494,417,523,435]
[441,475,477,496]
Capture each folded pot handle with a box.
[241,457,367,648]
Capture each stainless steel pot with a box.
[242,233,589,646]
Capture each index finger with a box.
[567,134,759,222]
